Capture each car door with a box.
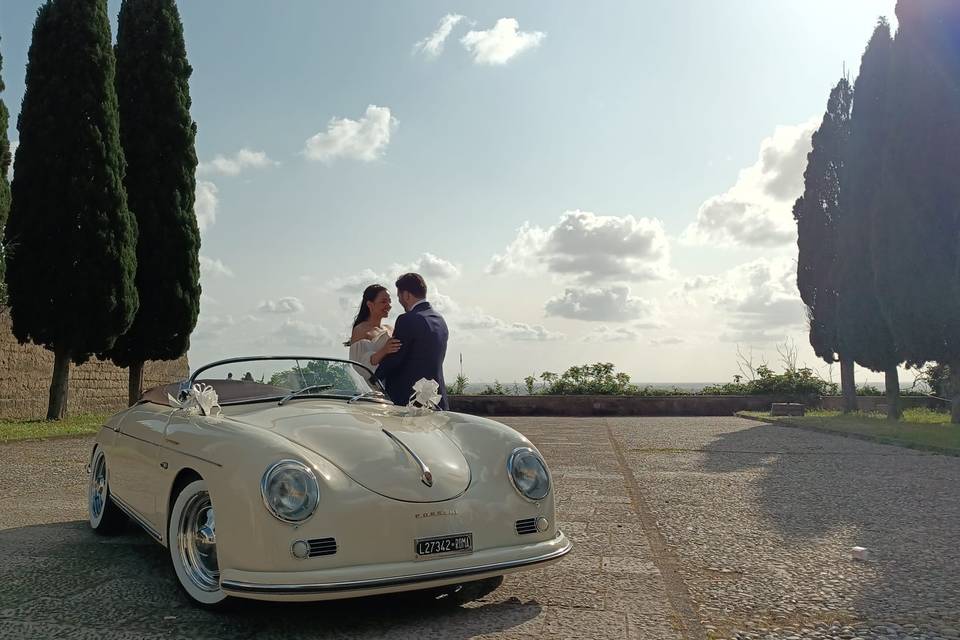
[109,407,174,537]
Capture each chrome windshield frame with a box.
[182,356,385,403]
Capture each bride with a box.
[347,284,401,377]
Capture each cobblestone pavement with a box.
[1,416,958,639]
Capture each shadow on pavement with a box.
[696,420,960,631]
[0,520,543,639]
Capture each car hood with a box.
[224,401,470,503]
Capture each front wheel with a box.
[88,447,127,534]
[168,479,228,607]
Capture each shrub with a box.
[479,380,508,396]
[701,364,838,396]
[539,363,635,395]
[446,374,468,396]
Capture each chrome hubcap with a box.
[178,492,220,592]
[89,456,107,519]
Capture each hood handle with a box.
[381,428,434,488]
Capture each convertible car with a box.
[87,356,571,606]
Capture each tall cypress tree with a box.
[794,78,854,411]
[837,20,902,419]
[4,0,138,420]
[873,1,960,422]
[0,37,11,305]
[105,0,200,405]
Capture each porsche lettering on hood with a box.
[227,404,471,503]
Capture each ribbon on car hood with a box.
[168,383,222,418]
[408,378,441,410]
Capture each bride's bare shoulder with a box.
[350,324,369,344]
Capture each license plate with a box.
[415,533,473,558]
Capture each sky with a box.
[0,1,902,385]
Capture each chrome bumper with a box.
[221,532,572,597]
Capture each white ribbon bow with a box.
[168,383,222,417]
[409,378,441,410]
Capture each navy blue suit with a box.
[375,301,449,410]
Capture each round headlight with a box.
[261,460,320,523]
[507,447,550,501]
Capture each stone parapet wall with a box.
[451,394,949,417]
[819,395,945,412]
[449,394,819,417]
[0,309,188,420]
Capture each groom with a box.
[375,273,449,410]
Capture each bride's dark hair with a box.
[352,284,387,328]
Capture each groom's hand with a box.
[381,339,402,357]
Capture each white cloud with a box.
[273,319,333,347]
[322,254,460,309]
[489,210,670,283]
[545,285,660,323]
[326,268,388,295]
[497,322,564,342]
[258,297,305,314]
[432,291,563,342]
[199,148,278,176]
[650,336,684,346]
[195,180,219,233]
[391,253,460,281]
[683,120,817,248]
[192,313,237,340]
[682,275,720,291]
[581,325,645,343]
[414,14,465,58]
[461,18,545,65]
[689,257,804,343]
[199,255,233,278]
[304,105,397,163]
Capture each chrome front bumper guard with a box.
[221,533,572,596]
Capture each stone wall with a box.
[0,309,188,420]
[450,394,949,417]
[449,394,819,417]
[819,395,945,412]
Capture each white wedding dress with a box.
[348,326,391,378]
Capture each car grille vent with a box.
[515,518,538,535]
[307,537,338,557]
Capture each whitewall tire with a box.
[88,447,127,534]
[168,479,228,607]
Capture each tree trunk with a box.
[840,357,856,413]
[46,347,71,421]
[950,362,960,424]
[885,367,901,420]
[128,360,145,407]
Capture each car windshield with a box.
[187,357,387,405]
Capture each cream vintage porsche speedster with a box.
[87,356,571,606]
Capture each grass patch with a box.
[738,408,960,454]
[0,413,108,443]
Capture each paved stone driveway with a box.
[1,416,958,639]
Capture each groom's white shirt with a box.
[408,298,426,311]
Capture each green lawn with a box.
[739,408,960,454]
[0,413,108,443]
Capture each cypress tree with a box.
[793,78,854,411]
[837,20,902,419]
[0,38,11,304]
[4,0,138,420]
[105,0,200,405]
[873,1,960,422]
